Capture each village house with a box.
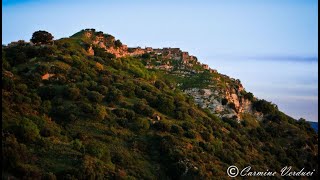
[145,47,153,52]
[41,73,55,80]
[209,68,217,73]
[202,64,209,70]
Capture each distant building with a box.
[202,64,209,70]
[181,52,190,64]
[209,68,217,73]
[41,73,55,80]
[144,47,152,52]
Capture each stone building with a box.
[202,64,209,70]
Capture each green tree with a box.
[30,30,54,45]
[16,118,40,142]
[87,91,104,103]
[114,40,122,48]
[141,53,151,59]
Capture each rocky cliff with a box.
[73,29,261,121]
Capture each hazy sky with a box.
[2,0,318,121]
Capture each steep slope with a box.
[72,29,258,120]
[2,29,318,179]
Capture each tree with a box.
[114,40,122,48]
[87,91,104,103]
[244,92,254,101]
[30,30,54,45]
[141,53,151,59]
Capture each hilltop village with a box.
[81,29,216,73]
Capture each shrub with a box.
[181,121,194,131]
[72,139,83,151]
[87,91,104,103]
[113,108,136,121]
[228,102,237,112]
[184,130,196,139]
[93,105,107,121]
[141,53,151,59]
[253,99,277,114]
[64,87,81,100]
[114,40,122,48]
[95,62,104,71]
[244,92,254,101]
[106,87,122,102]
[131,117,150,131]
[16,118,40,142]
[16,83,28,93]
[153,121,171,132]
[156,95,175,116]
[86,141,108,159]
[3,76,15,91]
[41,100,52,114]
[155,80,166,90]
[133,100,154,117]
[221,98,228,105]
[170,125,184,135]
[79,155,105,179]
[201,131,213,141]
[3,135,31,170]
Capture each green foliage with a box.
[153,121,171,132]
[243,91,254,101]
[155,94,175,116]
[78,155,107,179]
[93,104,108,121]
[184,129,197,139]
[86,141,109,159]
[170,124,184,135]
[154,80,166,90]
[87,91,104,103]
[141,53,151,59]
[31,30,54,45]
[2,30,318,179]
[106,87,123,102]
[131,117,150,131]
[114,39,122,48]
[64,87,81,100]
[3,135,31,171]
[133,100,154,117]
[15,118,40,142]
[71,139,83,151]
[180,71,213,89]
[93,46,115,59]
[253,99,278,114]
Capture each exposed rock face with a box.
[79,30,259,121]
[87,46,94,56]
[184,84,254,120]
[80,30,207,66]
[105,46,130,58]
[84,31,93,38]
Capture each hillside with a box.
[2,29,318,179]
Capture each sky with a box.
[2,0,318,122]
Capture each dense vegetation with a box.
[2,30,318,179]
